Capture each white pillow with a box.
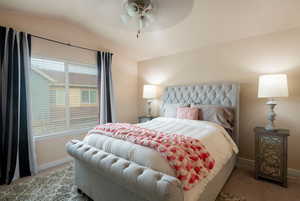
[164,103,189,118]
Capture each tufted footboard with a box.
[66,140,184,201]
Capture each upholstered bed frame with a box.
[160,83,240,145]
[66,82,240,201]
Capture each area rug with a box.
[0,163,246,201]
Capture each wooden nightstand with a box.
[254,127,289,187]
[138,116,157,123]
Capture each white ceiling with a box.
[1,0,300,61]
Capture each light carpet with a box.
[0,163,246,201]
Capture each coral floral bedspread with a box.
[87,123,215,191]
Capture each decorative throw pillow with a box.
[164,103,189,118]
[191,104,234,136]
[176,107,199,120]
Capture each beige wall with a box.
[0,10,138,167]
[138,28,300,170]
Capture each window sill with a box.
[33,127,92,142]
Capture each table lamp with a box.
[143,85,157,117]
[258,74,289,131]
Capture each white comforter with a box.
[84,117,238,201]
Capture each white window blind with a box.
[30,58,99,136]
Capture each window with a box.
[81,89,97,104]
[81,90,90,104]
[30,58,99,136]
[90,90,97,104]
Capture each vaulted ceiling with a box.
[1,0,300,61]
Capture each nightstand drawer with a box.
[254,127,289,187]
[257,135,284,181]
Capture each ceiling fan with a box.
[95,0,194,39]
[120,0,156,38]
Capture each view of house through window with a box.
[30,58,99,136]
[81,89,97,104]
[55,89,65,105]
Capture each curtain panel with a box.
[97,52,116,124]
[0,26,36,184]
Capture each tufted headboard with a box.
[160,83,240,146]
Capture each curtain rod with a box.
[31,34,113,55]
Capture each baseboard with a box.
[237,157,300,180]
[37,157,73,172]
[236,157,255,169]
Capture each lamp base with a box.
[265,99,277,131]
[146,99,153,117]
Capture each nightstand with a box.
[254,127,289,187]
[138,116,157,123]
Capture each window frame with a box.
[80,88,98,105]
[80,89,91,104]
[30,56,99,140]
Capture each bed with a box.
[66,83,240,201]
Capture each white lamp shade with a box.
[143,85,157,99]
[258,74,289,98]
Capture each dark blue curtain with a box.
[0,26,34,185]
[97,52,116,124]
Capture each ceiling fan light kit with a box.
[121,0,155,38]
[119,0,194,39]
